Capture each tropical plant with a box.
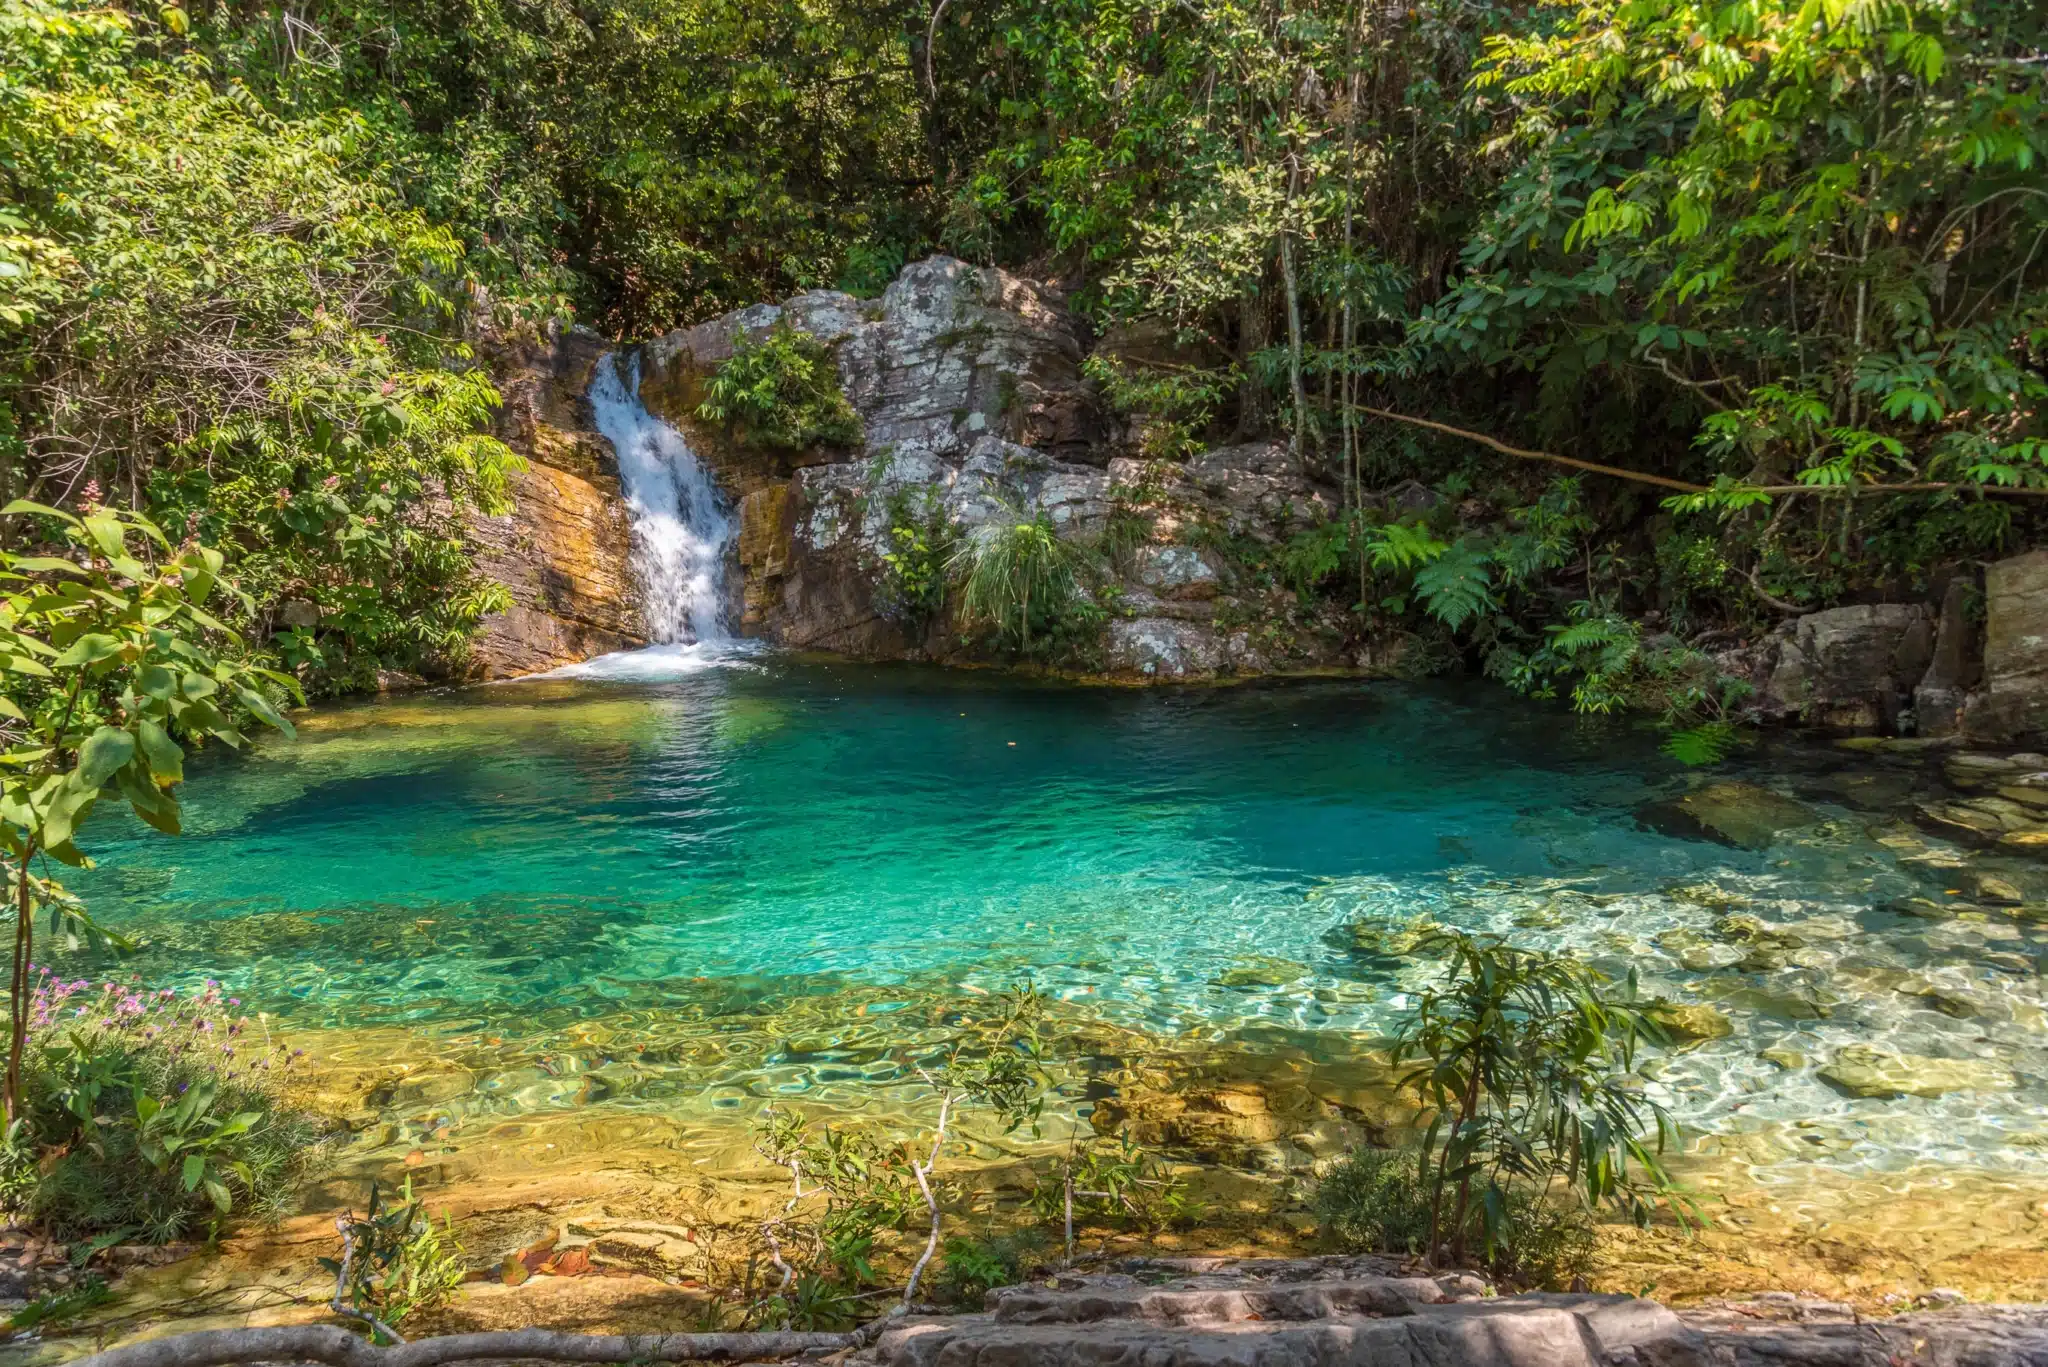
[949,507,1104,656]
[697,324,863,452]
[3,0,527,690]
[873,488,954,629]
[0,501,298,1120]
[1391,930,1689,1267]
[3,973,322,1243]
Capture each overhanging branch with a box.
[1358,405,2048,498]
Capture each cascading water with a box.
[589,351,736,645]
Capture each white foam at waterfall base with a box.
[539,640,765,682]
[587,351,736,645]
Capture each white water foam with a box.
[536,640,764,683]
[588,351,736,645]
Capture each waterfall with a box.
[588,352,736,645]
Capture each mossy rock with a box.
[1818,1045,2016,1099]
[1659,1003,1734,1045]
[1638,782,1821,849]
[1325,916,1441,961]
[1213,956,1310,989]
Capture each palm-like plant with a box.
[948,506,1100,654]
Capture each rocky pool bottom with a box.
[8,982,2048,1365]
[21,670,2048,1354]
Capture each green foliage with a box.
[937,1236,1017,1306]
[873,488,954,630]
[1392,930,1690,1266]
[2,0,526,690]
[1313,1146,1596,1287]
[4,978,323,1243]
[949,508,1105,657]
[0,503,297,1117]
[697,325,863,452]
[1411,540,1496,632]
[1028,1137,1196,1238]
[1488,600,1751,749]
[1083,354,1237,462]
[6,1276,110,1334]
[322,1179,466,1338]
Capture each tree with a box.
[0,500,298,1120]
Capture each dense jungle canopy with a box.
[2,0,2045,694]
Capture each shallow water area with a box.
[54,649,2048,1184]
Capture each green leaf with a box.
[204,1178,232,1214]
[53,634,123,668]
[76,727,136,788]
[82,513,126,561]
[182,1153,206,1192]
[135,718,183,783]
[0,500,82,528]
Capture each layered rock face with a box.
[631,256,1361,679]
[466,327,645,678]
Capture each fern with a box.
[1662,721,1737,766]
[1412,539,1495,630]
[1365,521,1448,572]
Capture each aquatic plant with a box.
[1,972,324,1243]
[1392,930,1690,1267]
[0,502,298,1121]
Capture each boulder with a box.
[1965,550,2048,744]
[1638,781,1821,848]
[633,259,1112,658]
[1738,603,1934,733]
[1817,1045,2017,1099]
[1915,574,1982,737]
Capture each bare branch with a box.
[71,1327,851,1367]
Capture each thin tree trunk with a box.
[7,839,34,1124]
[1280,231,1309,460]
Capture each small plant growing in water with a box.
[1387,930,1691,1270]
[697,323,863,451]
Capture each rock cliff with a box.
[466,327,645,678]
[465,261,2048,730]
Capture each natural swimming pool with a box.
[57,650,2048,1179]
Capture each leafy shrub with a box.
[873,488,954,629]
[2,973,324,1244]
[1082,354,1236,462]
[323,1178,466,1338]
[1313,1146,1597,1287]
[937,1236,1016,1306]
[949,507,1105,656]
[1391,931,1689,1269]
[697,323,863,452]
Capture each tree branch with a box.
[1358,405,2048,498]
[72,1327,851,1367]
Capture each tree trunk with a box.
[1279,231,1309,460]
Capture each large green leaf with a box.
[76,726,136,788]
[52,633,122,668]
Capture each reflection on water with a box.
[55,655,2048,1176]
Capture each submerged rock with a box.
[1638,782,1821,849]
[1325,916,1442,961]
[1659,1003,1734,1045]
[1818,1045,2017,1099]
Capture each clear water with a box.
[589,353,734,643]
[55,657,2048,1175]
